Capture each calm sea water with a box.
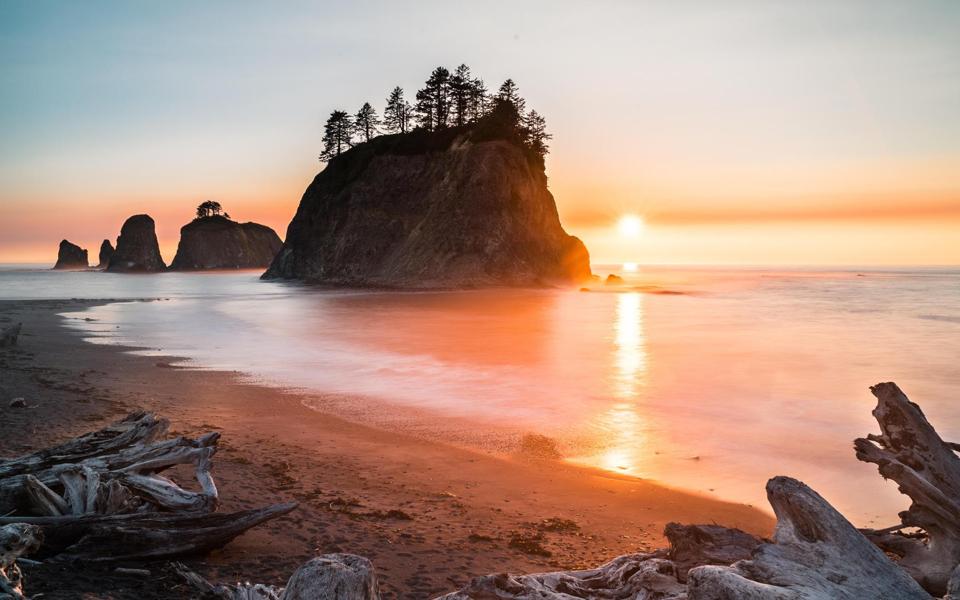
[2,264,958,524]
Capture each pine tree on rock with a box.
[320,110,353,161]
[354,102,380,142]
[449,64,473,127]
[524,109,551,159]
[415,66,451,130]
[468,78,489,122]
[383,87,412,134]
[496,79,526,116]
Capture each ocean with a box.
[2,264,958,524]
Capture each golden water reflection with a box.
[592,293,650,474]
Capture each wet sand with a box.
[0,299,774,599]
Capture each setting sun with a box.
[618,215,646,238]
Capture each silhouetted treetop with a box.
[196,200,224,219]
[318,65,550,165]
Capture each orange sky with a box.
[2,2,958,266]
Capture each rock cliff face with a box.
[97,239,115,269]
[263,132,591,287]
[170,216,282,270]
[53,240,88,270]
[106,214,166,272]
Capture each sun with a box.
[618,215,645,238]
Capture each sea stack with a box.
[170,215,282,270]
[106,214,166,272]
[97,239,115,268]
[263,130,591,287]
[53,240,88,270]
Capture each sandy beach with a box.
[0,298,773,599]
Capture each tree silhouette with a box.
[449,64,473,127]
[467,77,489,122]
[524,110,551,158]
[383,87,413,134]
[354,102,380,142]
[196,200,223,219]
[415,67,451,130]
[320,110,353,161]
[495,79,526,116]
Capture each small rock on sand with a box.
[9,398,26,408]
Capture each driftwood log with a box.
[0,411,218,516]
[0,412,295,568]
[687,476,930,599]
[0,524,41,600]
[856,382,960,595]
[175,553,381,600]
[0,323,21,348]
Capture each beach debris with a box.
[0,323,21,347]
[687,476,929,599]
[8,398,26,409]
[0,523,42,600]
[174,553,381,600]
[856,382,960,595]
[662,522,760,582]
[0,411,296,566]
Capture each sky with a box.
[1,1,958,265]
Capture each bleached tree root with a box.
[174,553,380,600]
[0,524,42,600]
[0,412,219,516]
[687,476,929,599]
[0,411,295,580]
[855,382,960,595]
[1,502,296,562]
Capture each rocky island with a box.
[52,240,88,270]
[170,212,282,271]
[97,239,115,269]
[105,214,166,272]
[263,73,591,288]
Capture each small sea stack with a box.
[106,214,166,272]
[170,214,282,270]
[97,239,115,268]
[53,240,88,270]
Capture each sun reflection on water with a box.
[589,292,651,475]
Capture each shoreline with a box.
[0,298,774,599]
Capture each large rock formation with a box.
[52,240,88,270]
[263,129,591,287]
[97,239,115,269]
[106,214,165,272]
[169,216,282,270]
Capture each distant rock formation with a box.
[169,216,282,270]
[97,239,115,269]
[106,214,166,272]
[53,240,88,270]
[263,129,591,287]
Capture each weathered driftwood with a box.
[0,323,20,348]
[0,502,296,562]
[436,554,687,600]
[175,553,380,600]
[664,522,761,582]
[434,524,759,599]
[0,523,42,600]
[0,412,218,516]
[687,476,930,599]
[0,412,295,570]
[855,382,960,595]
